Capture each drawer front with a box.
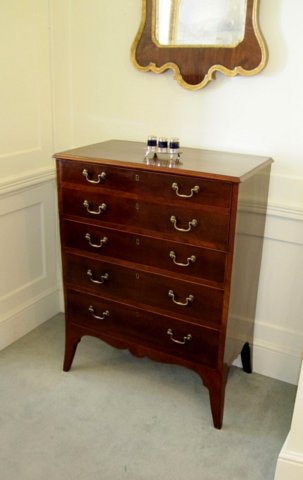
[61,188,230,250]
[62,220,226,285]
[64,254,224,327]
[58,159,232,209]
[66,289,219,368]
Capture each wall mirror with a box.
[131,0,267,89]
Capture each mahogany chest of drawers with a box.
[55,139,272,428]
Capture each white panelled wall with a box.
[1,1,303,478]
[232,184,303,385]
[0,1,62,348]
[0,176,60,349]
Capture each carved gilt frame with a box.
[131,0,267,90]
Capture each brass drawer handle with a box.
[85,233,108,248]
[170,215,198,232]
[82,169,106,184]
[168,289,194,306]
[87,269,109,284]
[169,251,196,267]
[83,200,107,215]
[88,305,109,320]
[172,182,200,198]
[167,328,192,345]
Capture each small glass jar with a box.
[169,137,180,152]
[158,137,168,152]
[146,136,157,151]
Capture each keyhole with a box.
[136,273,140,280]
[136,238,140,246]
[135,202,140,211]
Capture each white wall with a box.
[0,1,54,178]
[0,0,61,348]
[50,0,303,385]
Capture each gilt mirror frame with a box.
[131,0,267,90]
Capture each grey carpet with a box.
[0,314,296,480]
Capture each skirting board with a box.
[233,342,301,385]
[275,437,303,480]
[0,289,61,351]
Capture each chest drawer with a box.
[62,220,226,286]
[66,289,220,368]
[64,253,224,328]
[58,159,232,209]
[61,187,230,250]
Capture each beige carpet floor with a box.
[0,314,297,480]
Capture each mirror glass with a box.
[156,0,247,46]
